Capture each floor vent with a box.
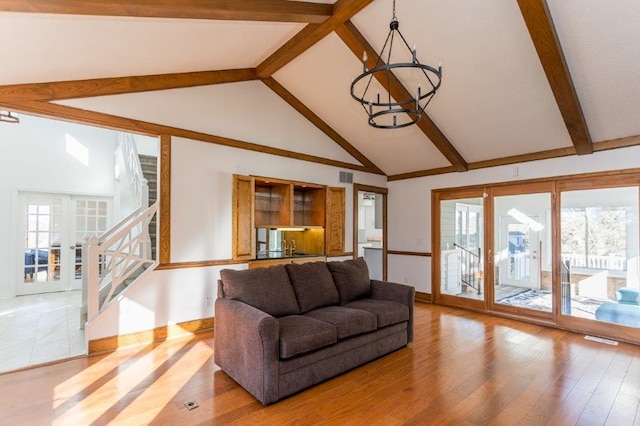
[585,335,619,345]
[339,171,353,184]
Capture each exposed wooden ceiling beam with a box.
[0,69,258,102]
[0,0,332,23]
[336,21,469,173]
[262,77,384,175]
[388,133,640,181]
[518,0,593,155]
[4,100,374,173]
[256,0,373,78]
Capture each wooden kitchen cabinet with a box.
[232,174,255,260]
[325,187,345,256]
[293,184,325,227]
[232,174,345,260]
[254,179,291,227]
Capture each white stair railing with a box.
[115,132,146,209]
[81,134,157,327]
[84,200,159,323]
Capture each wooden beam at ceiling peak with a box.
[0,69,258,102]
[256,0,373,78]
[518,0,593,155]
[336,21,469,173]
[0,0,333,24]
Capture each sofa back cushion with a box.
[326,257,371,304]
[220,266,300,317]
[285,261,340,313]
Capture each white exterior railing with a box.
[562,253,626,271]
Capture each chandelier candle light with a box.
[350,0,442,129]
[0,110,20,123]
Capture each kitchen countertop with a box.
[255,252,325,260]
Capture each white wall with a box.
[0,114,119,298]
[87,136,387,340]
[388,145,640,294]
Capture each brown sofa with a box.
[214,257,415,405]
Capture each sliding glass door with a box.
[433,189,486,309]
[434,172,640,344]
[558,180,640,340]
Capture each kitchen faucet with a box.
[281,239,287,255]
[290,240,296,255]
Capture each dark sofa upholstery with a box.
[214,257,415,405]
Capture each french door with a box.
[434,182,554,319]
[17,192,110,295]
[489,184,553,320]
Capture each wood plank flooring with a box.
[0,303,639,425]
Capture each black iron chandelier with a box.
[350,0,442,129]
[0,110,19,124]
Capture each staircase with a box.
[81,137,160,327]
[139,154,158,260]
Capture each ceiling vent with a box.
[339,171,353,184]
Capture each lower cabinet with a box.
[248,256,326,269]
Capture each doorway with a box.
[354,184,387,280]
[17,192,111,295]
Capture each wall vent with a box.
[339,171,353,184]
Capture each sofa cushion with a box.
[277,315,338,359]
[220,266,299,317]
[304,306,377,339]
[285,262,340,313]
[326,257,371,304]
[344,299,409,328]
[617,287,640,305]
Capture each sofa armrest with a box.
[370,279,415,343]
[214,298,280,404]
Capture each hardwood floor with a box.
[0,303,639,425]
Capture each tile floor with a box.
[0,290,85,373]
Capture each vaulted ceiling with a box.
[1,0,639,180]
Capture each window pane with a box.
[561,187,639,328]
[440,198,484,300]
[493,193,552,312]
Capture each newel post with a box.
[86,236,101,322]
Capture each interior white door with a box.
[17,193,111,295]
[18,193,70,295]
[498,215,541,289]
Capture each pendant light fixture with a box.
[350,0,442,129]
